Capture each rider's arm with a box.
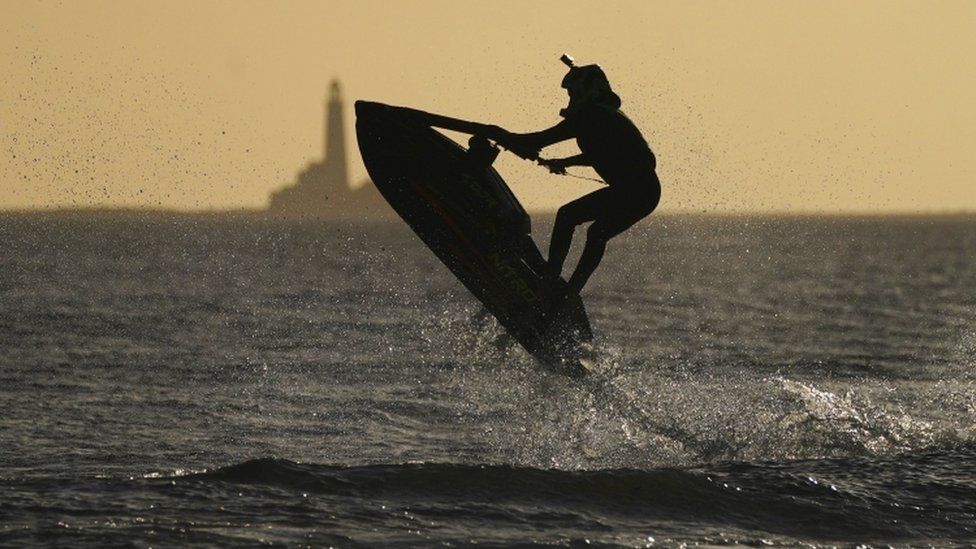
[521,118,577,148]
[496,118,577,160]
[539,153,589,175]
[553,154,589,167]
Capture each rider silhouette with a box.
[496,55,661,297]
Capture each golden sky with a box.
[2,0,974,213]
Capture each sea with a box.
[1,212,975,547]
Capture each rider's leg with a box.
[548,189,610,277]
[566,186,658,295]
[567,223,610,295]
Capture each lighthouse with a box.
[267,79,388,218]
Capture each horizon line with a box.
[2,206,975,219]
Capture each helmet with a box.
[559,54,621,117]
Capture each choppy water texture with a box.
[2,213,975,547]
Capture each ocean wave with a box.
[175,445,976,543]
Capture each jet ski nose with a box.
[355,100,387,121]
[354,100,373,116]
[356,101,403,135]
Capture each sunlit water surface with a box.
[2,213,975,546]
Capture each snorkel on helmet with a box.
[559,54,621,118]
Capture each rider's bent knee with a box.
[555,204,584,227]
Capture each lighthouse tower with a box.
[322,80,349,191]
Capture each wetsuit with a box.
[563,104,659,237]
[542,103,660,293]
